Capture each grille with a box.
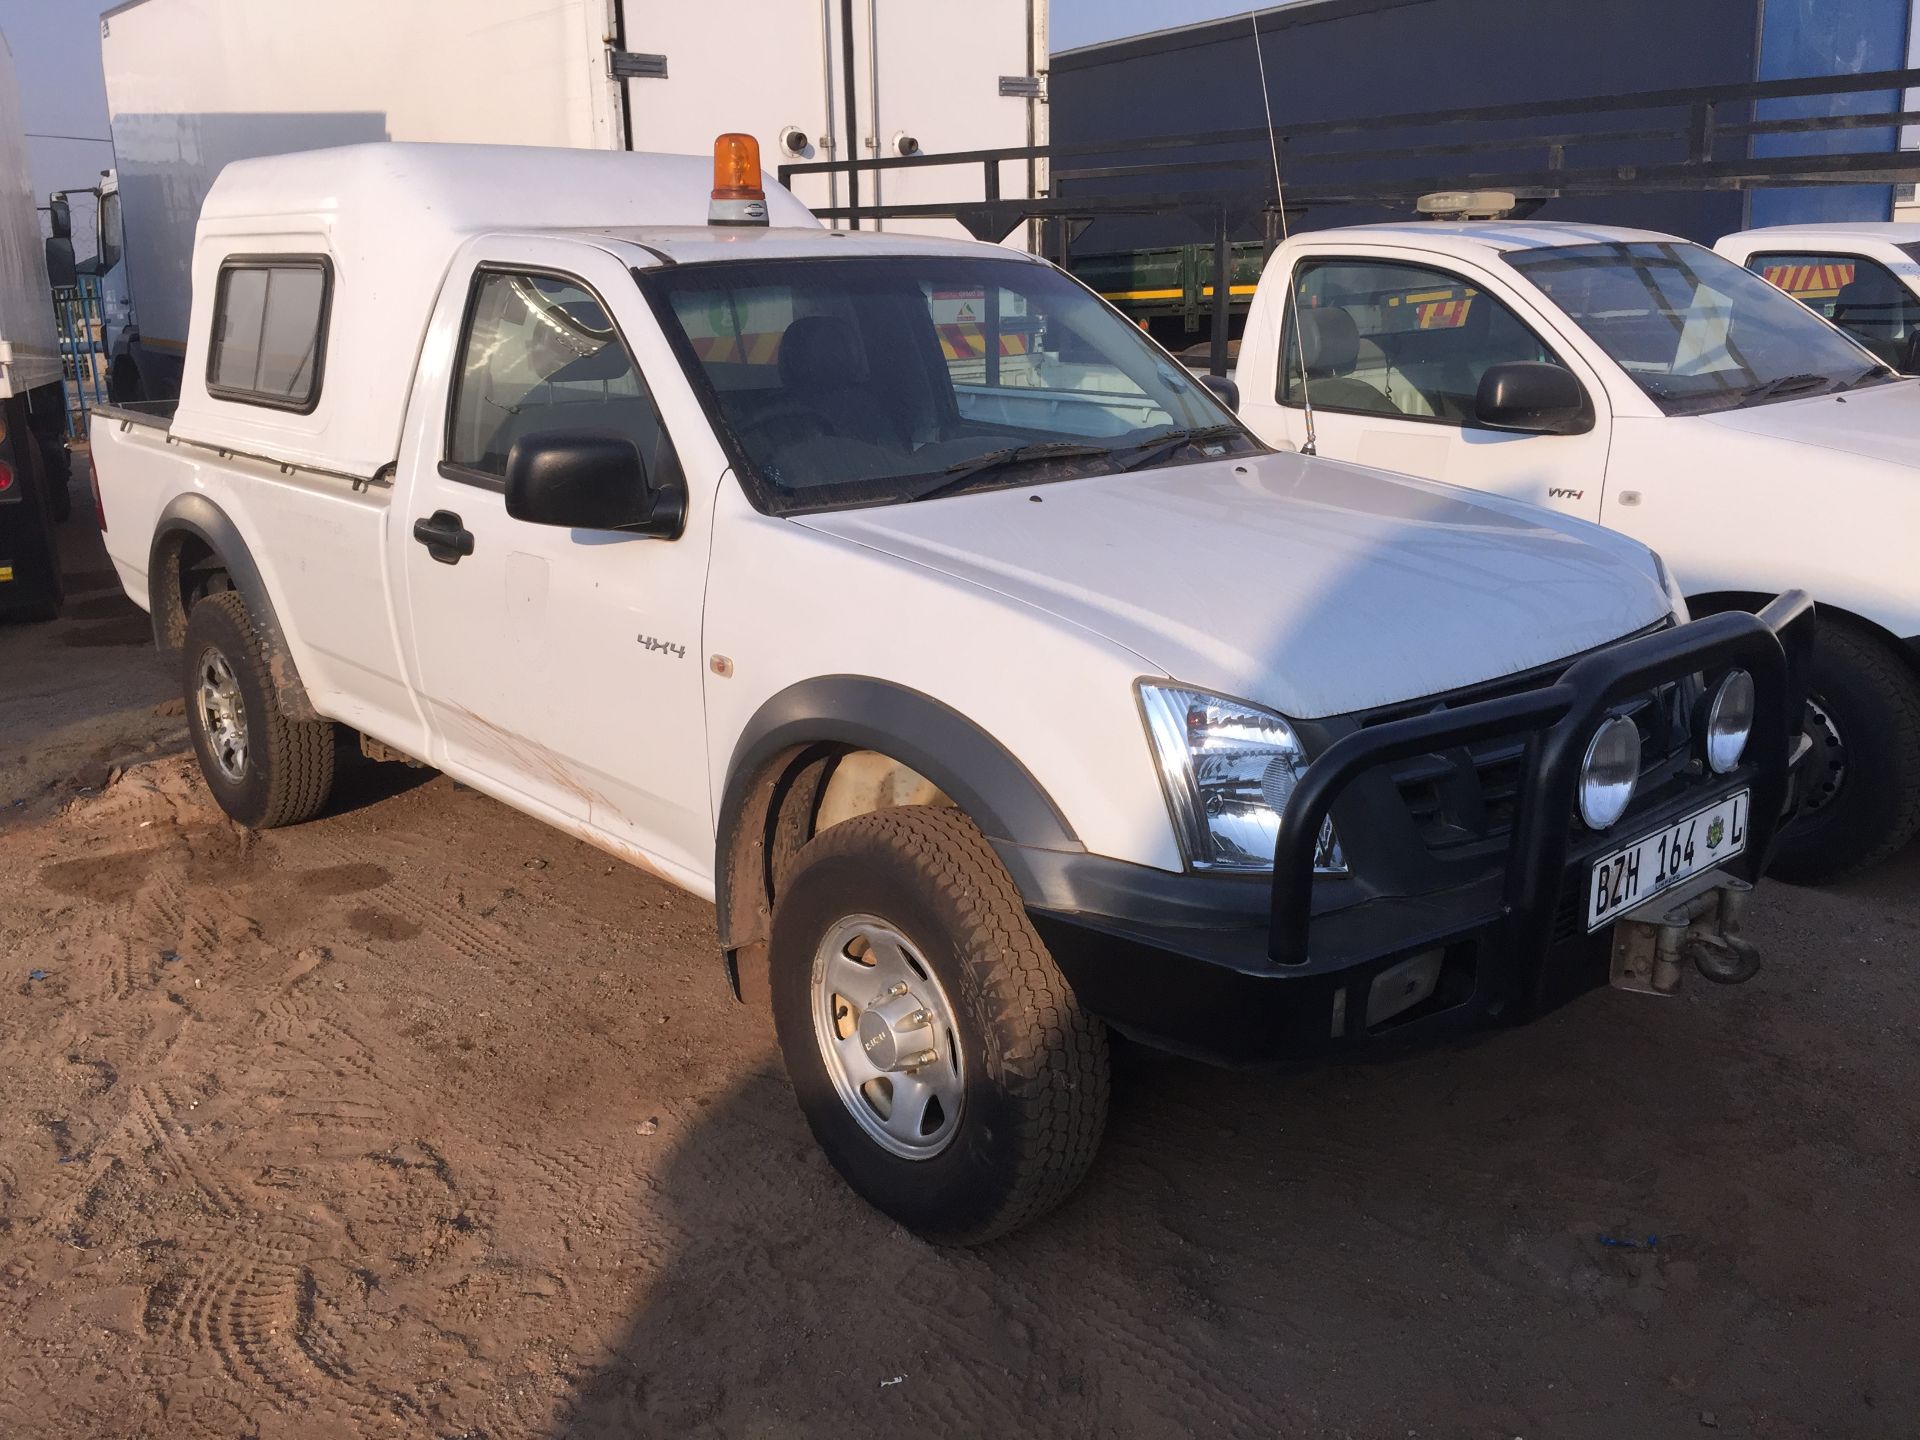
[1376,675,1692,856]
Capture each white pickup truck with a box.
[1235,213,1920,881]
[1715,222,1920,374]
[92,142,1808,1244]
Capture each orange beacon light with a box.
[710,133,769,227]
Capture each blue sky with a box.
[0,0,1265,205]
[1,0,112,209]
[1052,0,1259,50]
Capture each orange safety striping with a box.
[1761,262,1855,298]
[689,330,785,364]
[936,323,1031,361]
[1416,297,1474,329]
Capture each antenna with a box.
[1250,8,1316,456]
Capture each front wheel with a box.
[1771,619,1920,883]
[182,591,336,828]
[769,806,1109,1245]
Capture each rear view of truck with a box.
[0,30,73,621]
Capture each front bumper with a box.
[1014,592,1816,1066]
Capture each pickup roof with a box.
[93,142,1809,1243]
[1236,219,1917,881]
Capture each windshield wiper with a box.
[1735,372,1836,406]
[1113,424,1247,471]
[906,441,1114,502]
[1836,363,1897,392]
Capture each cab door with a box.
[1239,251,1612,522]
[392,237,715,884]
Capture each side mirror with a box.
[1473,361,1592,436]
[1197,371,1240,412]
[503,432,686,538]
[47,196,70,240]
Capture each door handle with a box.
[412,510,474,564]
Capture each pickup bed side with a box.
[91,405,422,751]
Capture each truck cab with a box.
[1715,222,1920,373]
[91,144,1808,1242]
[1237,214,1919,882]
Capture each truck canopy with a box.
[171,142,820,481]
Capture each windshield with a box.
[1505,241,1894,414]
[641,254,1250,512]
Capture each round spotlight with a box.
[1580,714,1642,830]
[1706,669,1755,775]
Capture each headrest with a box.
[1833,275,1902,313]
[778,314,864,391]
[1296,307,1360,377]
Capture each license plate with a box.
[1587,790,1749,931]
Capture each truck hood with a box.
[1699,376,1920,464]
[793,451,1671,719]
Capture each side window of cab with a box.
[1746,250,1920,370]
[1278,258,1570,424]
[444,268,680,492]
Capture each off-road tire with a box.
[769,805,1109,1245]
[182,591,335,828]
[1772,618,1920,883]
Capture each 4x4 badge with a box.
[1707,817,1725,849]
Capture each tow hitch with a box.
[1609,872,1761,995]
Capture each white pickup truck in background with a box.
[1715,223,1920,374]
[1234,214,1919,881]
[90,141,1808,1243]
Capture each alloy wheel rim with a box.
[196,648,249,783]
[811,914,965,1160]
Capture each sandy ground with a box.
[2,490,1917,1438]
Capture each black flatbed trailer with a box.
[780,66,1920,373]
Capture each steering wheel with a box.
[741,402,837,448]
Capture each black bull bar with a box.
[1268,592,1816,968]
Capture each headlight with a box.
[1137,683,1344,873]
[1706,669,1755,774]
[1579,713,1642,830]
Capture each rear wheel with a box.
[108,356,143,406]
[182,591,335,828]
[769,805,1109,1245]
[1771,618,1920,883]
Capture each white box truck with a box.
[99,0,1051,400]
[0,30,77,620]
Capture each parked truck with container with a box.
[90,140,1809,1242]
[98,0,1050,400]
[0,30,79,621]
[1227,206,1920,881]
